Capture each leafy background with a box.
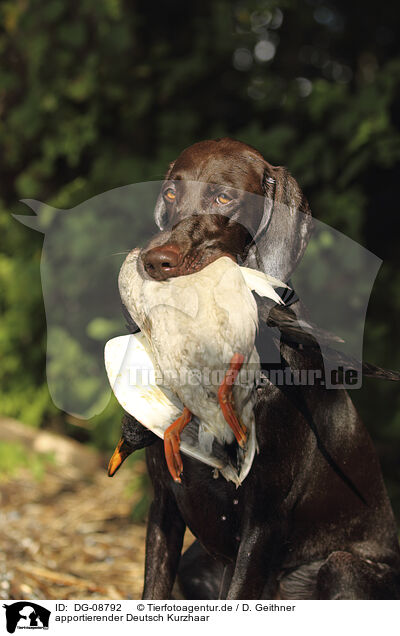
[1,0,400,514]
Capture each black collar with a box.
[277,279,299,307]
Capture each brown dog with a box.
[115,138,400,599]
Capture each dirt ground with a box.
[0,417,192,600]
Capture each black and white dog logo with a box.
[3,602,50,633]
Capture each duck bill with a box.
[108,437,132,477]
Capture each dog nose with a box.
[143,245,182,279]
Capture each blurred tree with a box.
[0,0,399,509]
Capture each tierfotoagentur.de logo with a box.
[2,602,51,633]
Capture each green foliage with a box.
[0,441,55,482]
[1,0,400,510]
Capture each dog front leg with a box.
[142,492,186,599]
[227,525,278,599]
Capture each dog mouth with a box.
[181,250,237,277]
[142,247,236,281]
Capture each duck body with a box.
[119,252,259,447]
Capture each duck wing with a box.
[240,266,287,305]
[255,296,400,381]
[258,299,345,347]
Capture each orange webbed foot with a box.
[164,407,192,483]
[218,353,247,448]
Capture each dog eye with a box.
[164,188,176,201]
[216,193,232,205]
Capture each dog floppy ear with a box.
[245,161,313,282]
[154,161,175,230]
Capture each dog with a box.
[117,138,400,599]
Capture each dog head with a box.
[145,138,312,281]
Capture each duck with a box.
[105,249,288,485]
